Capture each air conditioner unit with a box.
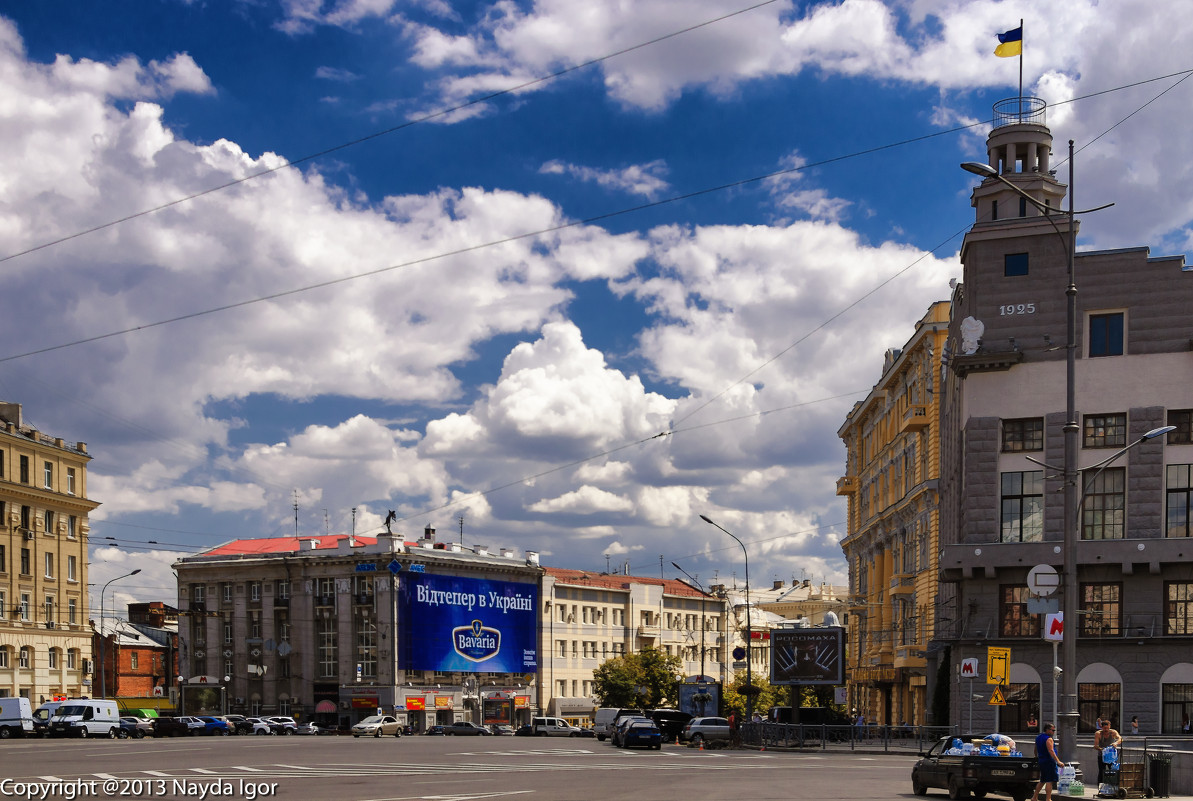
[45,621,55,630]
[82,659,92,674]
[24,530,34,541]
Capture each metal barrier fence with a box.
[741,723,956,753]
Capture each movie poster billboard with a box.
[770,627,845,685]
[398,572,538,673]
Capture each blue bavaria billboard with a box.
[398,572,539,673]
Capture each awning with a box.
[314,700,337,713]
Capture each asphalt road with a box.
[0,734,922,801]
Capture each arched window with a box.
[278,695,291,716]
[0,646,10,668]
[48,647,59,669]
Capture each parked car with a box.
[513,725,534,737]
[244,717,277,736]
[611,716,652,747]
[531,716,583,737]
[424,725,448,736]
[294,722,329,735]
[444,721,490,736]
[179,716,207,736]
[267,716,298,734]
[352,715,404,738]
[620,721,663,750]
[223,715,255,735]
[118,717,153,739]
[490,725,515,735]
[572,728,596,738]
[152,717,191,738]
[682,716,731,746]
[594,707,644,742]
[650,709,693,741]
[197,716,231,736]
[0,698,34,739]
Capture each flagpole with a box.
[1018,18,1024,121]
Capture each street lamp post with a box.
[961,149,1115,761]
[699,515,753,722]
[99,568,141,699]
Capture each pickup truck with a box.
[912,735,1039,801]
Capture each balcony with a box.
[836,475,858,496]
[900,404,929,433]
[894,645,927,670]
[889,575,917,596]
[637,625,659,639]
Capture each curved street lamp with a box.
[99,568,141,699]
[699,514,754,722]
[962,149,1115,761]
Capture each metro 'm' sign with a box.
[1044,612,1064,642]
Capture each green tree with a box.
[723,673,778,717]
[593,647,684,708]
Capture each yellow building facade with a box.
[837,302,948,726]
[0,402,98,701]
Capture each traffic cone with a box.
[699,740,704,751]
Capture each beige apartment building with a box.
[541,568,726,725]
[838,302,949,726]
[0,402,99,701]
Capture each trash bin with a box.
[1148,752,1171,798]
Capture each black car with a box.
[444,721,490,736]
[424,725,447,736]
[514,725,534,737]
[223,715,255,735]
[151,717,191,738]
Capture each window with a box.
[1089,312,1124,357]
[66,467,76,495]
[130,652,138,670]
[44,596,53,623]
[278,697,291,716]
[0,544,5,573]
[1082,467,1125,540]
[558,640,566,657]
[1002,683,1040,732]
[193,584,206,605]
[317,618,337,678]
[68,599,76,624]
[1019,196,1028,218]
[44,552,53,578]
[991,199,998,221]
[0,647,6,668]
[357,619,377,677]
[250,616,261,639]
[1165,582,1193,635]
[44,509,55,534]
[1001,586,1040,636]
[67,649,76,669]
[1080,583,1122,636]
[20,506,30,531]
[67,555,76,581]
[221,583,232,603]
[43,461,52,489]
[224,622,233,644]
[0,591,4,618]
[1078,683,1121,733]
[1170,410,1193,445]
[19,647,30,669]
[279,657,290,678]
[19,455,28,483]
[1001,471,1043,542]
[276,580,289,600]
[1084,413,1126,448]
[1168,465,1193,538]
[224,659,232,677]
[250,582,261,602]
[67,516,76,539]
[20,548,30,575]
[1002,418,1043,452]
[1162,684,1193,734]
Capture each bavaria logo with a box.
[452,619,501,662]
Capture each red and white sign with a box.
[1044,612,1064,642]
[960,658,979,678]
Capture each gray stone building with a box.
[937,98,1193,737]
[175,526,542,731]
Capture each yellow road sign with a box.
[987,646,1010,685]
[988,685,1006,706]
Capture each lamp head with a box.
[699,514,714,525]
[961,161,997,178]
[1143,425,1177,440]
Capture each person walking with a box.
[1031,723,1065,801]
[1094,719,1123,787]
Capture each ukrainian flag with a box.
[995,26,1022,57]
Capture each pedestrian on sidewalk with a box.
[1031,723,1065,801]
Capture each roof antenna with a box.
[457,513,465,544]
[293,490,300,538]
[604,554,611,573]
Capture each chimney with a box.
[500,548,515,559]
[525,551,540,566]
[475,544,489,557]
[773,580,784,590]
[423,525,436,542]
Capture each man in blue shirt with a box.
[1031,723,1065,801]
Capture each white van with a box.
[48,699,120,739]
[593,708,643,742]
[0,697,34,738]
[531,716,580,737]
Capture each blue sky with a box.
[2,0,1191,613]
